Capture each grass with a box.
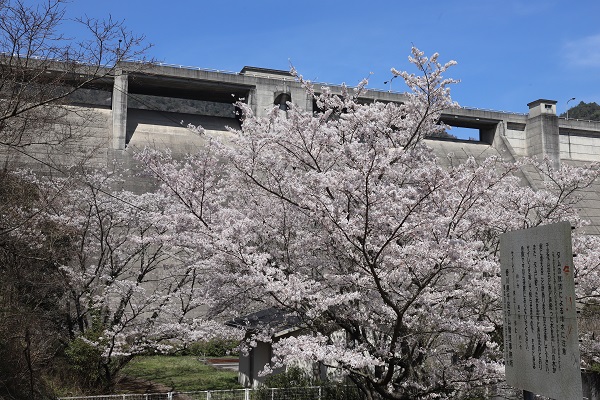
[120,355,243,391]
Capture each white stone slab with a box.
[500,221,582,399]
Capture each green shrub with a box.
[263,366,314,388]
[64,335,105,388]
[184,338,239,357]
[256,369,364,400]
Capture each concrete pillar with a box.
[481,122,501,146]
[112,70,128,150]
[525,99,560,170]
[254,82,278,118]
[247,88,257,117]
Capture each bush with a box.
[263,366,314,388]
[257,368,364,400]
[183,338,239,357]
[64,335,105,388]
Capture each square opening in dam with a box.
[444,126,481,141]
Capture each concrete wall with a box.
[238,340,283,388]
[560,118,600,161]
[7,64,600,230]
[561,134,600,161]
[0,105,112,171]
[504,122,528,156]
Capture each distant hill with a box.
[560,101,600,121]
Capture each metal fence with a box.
[59,386,363,400]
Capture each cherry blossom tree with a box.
[572,234,600,371]
[6,168,235,391]
[138,48,600,399]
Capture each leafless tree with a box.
[0,1,149,398]
[0,0,148,160]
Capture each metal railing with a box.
[59,386,363,400]
[559,116,600,123]
[149,61,240,76]
[461,107,527,116]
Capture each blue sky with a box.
[65,0,600,116]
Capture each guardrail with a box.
[453,106,528,116]
[150,61,240,76]
[559,116,600,123]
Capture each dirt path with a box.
[114,375,175,393]
[113,376,197,400]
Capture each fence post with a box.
[167,392,173,400]
[319,386,322,400]
[207,390,211,400]
[245,388,250,400]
